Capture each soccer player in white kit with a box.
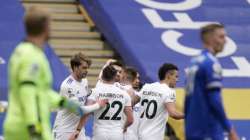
[53,53,107,140]
[123,67,141,140]
[88,65,134,140]
[133,63,184,140]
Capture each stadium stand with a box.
[81,0,250,139]
[22,0,115,87]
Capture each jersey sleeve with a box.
[207,88,232,132]
[124,92,132,107]
[164,89,176,103]
[204,61,223,89]
[48,89,64,109]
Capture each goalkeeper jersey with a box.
[4,42,63,140]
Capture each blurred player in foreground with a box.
[184,23,238,140]
[53,53,94,140]
[133,63,184,140]
[88,65,134,140]
[4,7,107,140]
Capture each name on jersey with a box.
[98,93,124,99]
[142,91,162,97]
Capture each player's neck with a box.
[26,36,45,49]
[160,80,170,87]
[71,73,82,82]
[102,80,115,85]
[204,44,216,55]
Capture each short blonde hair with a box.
[24,6,50,36]
[200,23,224,42]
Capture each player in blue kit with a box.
[184,24,238,140]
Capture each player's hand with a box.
[106,59,116,65]
[68,130,80,140]
[28,124,42,140]
[123,127,128,133]
[228,127,239,140]
[96,99,109,107]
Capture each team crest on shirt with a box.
[30,63,39,75]
[76,91,80,94]
[68,88,73,94]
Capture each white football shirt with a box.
[137,82,176,140]
[53,75,89,133]
[88,83,131,133]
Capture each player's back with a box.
[6,42,51,123]
[138,82,175,140]
[89,83,131,138]
[185,50,224,138]
[5,42,55,140]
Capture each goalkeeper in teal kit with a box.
[4,6,107,140]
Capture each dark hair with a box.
[70,52,91,71]
[124,67,138,82]
[158,63,178,81]
[110,61,124,68]
[200,23,224,42]
[102,65,117,82]
[25,6,50,36]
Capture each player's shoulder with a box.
[141,82,151,90]
[114,84,127,93]
[192,50,219,70]
[158,82,172,93]
[61,75,74,87]
[12,42,39,62]
[16,42,35,52]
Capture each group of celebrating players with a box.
[4,6,239,140]
[52,53,184,140]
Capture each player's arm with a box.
[127,88,140,106]
[164,90,184,120]
[205,62,238,140]
[131,85,146,106]
[205,62,232,131]
[18,60,42,139]
[124,106,133,132]
[98,59,116,80]
[48,90,106,116]
[165,102,184,120]
[123,93,134,132]
[207,88,232,131]
[206,89,238,139]
[131,95,140,106]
